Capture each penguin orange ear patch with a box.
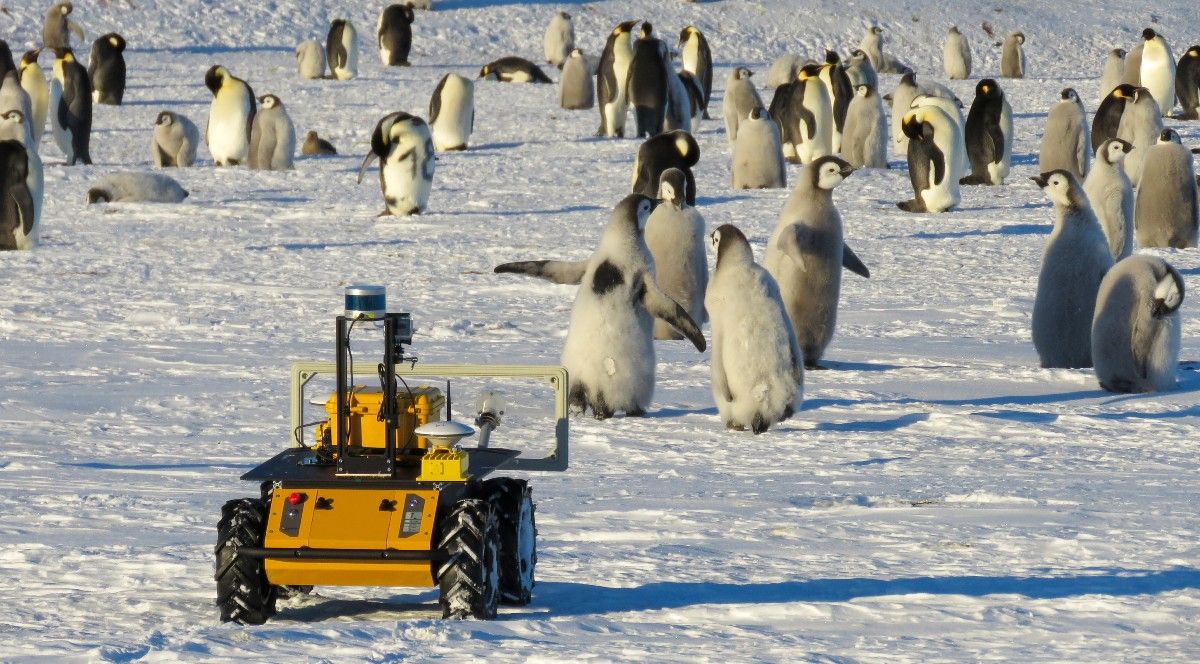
[674,136,690,156]
[109,37,120,47]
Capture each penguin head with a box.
[976,79,1000,99]
[854,84,873,98]
[558,11,571,20]
[55,47,75,63]
[610,194,657,237]
[849,49,867,63]
[1012,32,1025,44]
[1101,139,1134,165]
[478,64,497,80]
[1158,128,1182,145]
[948,25,960,35]
[569,48,583,58]
[1,110,25,129]
[668,130,700,166]
[205,65,228,94]
[733,67,753,80]
[58,2,72,16]
[614,20,640,36]
[1031,170,1082,207]
[85,187,111,204]
[1152,265,1185,319]
[155,111,175,126]
[1142,28,1156,42]
[677,26,695,47]
[710,224,752,266]
[748,106,767,120]
[810,155,854,190]
[870,26,883,36]
[899,72,916,88]
[1109,83,1137,100]
[639,23,654,39]
[306,130,319,141]
[824,50,840,65]
[259,94,281,110]
[1112,48,1127,58]
[797,64,821,81]
[1131,86,1153,104]
[1188,47,1200,59]
[1060,88,1078,102]
[657,168,687,209]
[19,49,41,69]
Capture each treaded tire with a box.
[215,498,277,624]
[436,498,500,620]
[482,477,537,605]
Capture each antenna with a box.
[445,379,452,421]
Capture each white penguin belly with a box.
[209,93,250,163]
[561,289,654,411]
[682,40,700,76]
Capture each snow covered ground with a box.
[1,0,1199,661]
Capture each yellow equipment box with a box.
[317,385,444,450]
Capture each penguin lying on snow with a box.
[1092,255,1185,393]
[302,131,336,156]
[479,57,551,83]
[87,173,188,204]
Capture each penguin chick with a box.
[1092,255,1184,393]
[87,172,188,203]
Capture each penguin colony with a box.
[3,8,1200,436]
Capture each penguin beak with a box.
[839,166,855,178]
[1030,174,1050,188]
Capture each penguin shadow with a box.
[814,412,930,432]
[245,238,413,252]
[1176,267,1200,276]
[897,223,1049,240]
[120,99,209,108]
[695,194,754,206]
[438,0,590,8]
[457,204,606,217]
[647,406,719,418]
[127,45,294,55]
[1009,153,1040,166]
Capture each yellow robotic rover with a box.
[215,287,568,622]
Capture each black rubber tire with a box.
[482,478,537,605]
[215,498,277,625]
[436,498,500,620]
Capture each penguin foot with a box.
[751,415,769,434]
[626,407,646,417]
[896,200,925,213]
[782,404,795,420]
[959,174,987,185]
[804,362,827,370]
[377,209,392,217]
[726,422,745,431]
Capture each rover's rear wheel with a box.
[482,478,536,605]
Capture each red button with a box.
[286,492,306,506]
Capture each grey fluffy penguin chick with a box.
[87,173,188,203]
[151,110,199,167]
[1091,255,1184,393]
[1038,88,1090,179]
[1083,138,1135,260]
[249,94,296,171]
[841,84,888,169]
[731,107,786,188]
[1134,129,1198,249]
[644,168,708,340]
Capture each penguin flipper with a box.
[10,188,34,236]
[429,74,447,124]
[774,224,809,272]
[493,259,586,285]
[641,276,705,352]
[842,244,870,278]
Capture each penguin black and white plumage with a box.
[204,65,255,167]
[1139,29,1175,116]
[357,112,434,216]
[943,26,972,80]
[1092,255,1184,393]
[560,48,594,110]
[645,168,708,340]
[1084,138,1135,260]
[844,49,877,91]
[626,23,670,138]
[676,71,705,129]
[0,42,13,83]
[1115,86,1162,186]
[663,65,693,133]
[1031,170,1114,369]
[152,110,199,168]
[86,172,188,204]
[897,105,964,213]
[1001,32,1026,79]
[888,73,959,158]
[51,48,91,165]
[494,194,705,419]
[632,130,699,206]
[1174,45,1200,120]
[43,2,84,52]
[723,67,763,146]
[706,224,803,434]
[841,84,887,170]
[764,156,870,367]
[377,4,415,67]
[326,19,359,81]
[429,72,473,152]
[1135,129,1198,249]
[0,112,42,248]
[302,131,336,156]
[677,26,712,119]
[249,94,295,171]
[732,107,786,189]
[18,50,48,143]
[595,20,639,137]
[479,57,551,83]
[88,33,125,105]
[1039,88,1090,179]
[767,53,803,89]
[818,51,853,153]
[1100,48,1125,104]
[1092,83,1135,150]
[961,79,1012,185]
[0,140,37,251]
[295,40,326,80]
[769,64,832,164]
[543,11,574,69]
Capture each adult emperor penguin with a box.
[1139,29,1175,116]
[1031,170,1114,369]
[377,4,415,67]
[0,42,13,81]
[632,129,699,205]
[910,93,967,173]
[51,48,91,165]
[1099,48,1125,103]
[818,51,853,153]
[43,2,84,51]
[326,19,359,80]
[1092,255,1185,393]
[479,57,551,83]
[0,141,37,251]
[152,110,199,167]
[645,168,708,340]
[19,50,48,142]
[1174,45,1200,119]
[302,131,337,156]
[1038,88,1090,179]
[1135,129,1198,249]
[1092,83,1135,150]
[770,64,832,164]
[723,67,763,145]
[663,64,693,133]
[1001,32,1026,78]
[944,26,972,80]
[1115,86,1162,186]
[429,72,474,151]
[841,84,888,169]
[595,20,639,138]
[295,40,326,79]
[897,105,965,213]
[204,65,255,167]
[961,79,1013,185]
[1084,138,1135,260]
[627,23,670,138]
[731,107,786,189]
[249,94,296,171]
[86,173,188,204]
[764,156,870,367]
[844,49,877,91]
[494,194,705,419]
[560,48,594,110]
[543,11,575,69]
[88,33,125,105]
[357,112,434,216]
[706,224,804,434]
[0,111,43,246]
[768,54,803,89]
[676,71,706,128]
[678,26,712,119]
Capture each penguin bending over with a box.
[86,172,188,204]
[560,49,594,110]
[0,112,42,248]
[632,130,698,205]
[51,48,91,165]
[1135,129,1198,249]
[1092,83,1135,150]
[429,73,474,152]
[1038,88,1090,179]
[357,112,434,216]
[626,23,670,138]
[723,67,763,145]
[1139,28,1175,116]
[479,57,551,83]
[249,94,296,171]
[88,33,125,105]
[943,26,972,80]
[377,4,415,67]
[0,140,37,250]
[595,20,639,137]
[898,105,964,213]
[961,79,1012,185]
[295,40,326,79]
[1001,32,1026,78]
[841,84,887,169]
[678,26,712,118]
[327,19,359,80]
[1092,255,1185,393]
[18,51,48,143]
[152,110,199,167]
[732,107,786,189]
[204,65,255,167]
[1175,46,1200,120]
[645,169,708,340]
[1084,138,1135,260]
[543,12,575,69]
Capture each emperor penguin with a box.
[377,4,415,67]
[676,71,706,128]
[1038,88,1090,179]
[722,67,763,145]
[543,12,575,69]
[43,2,84,51]
[204,65,255,167]
[0,111,43,246]
[818,51,853,153]
[86,173,188,204]
[844,49,877,91]
[302,131,337,156]
[897,105,965,213]
[1134,129,1198,249]
[1099,48,1125,103]
[478,57,551,83]
[1092,83,1135,150]
[1139,29,1175,116]
[627,23,670,138]
[644,168,708,340]
[770,64,832,164]
[1115,86,1162,186]
[51,48,91,165]
[326,19,359,80]
[88,33,125,105]
[706,224,804,434]
[595,20,639,138]
[295,40,326,80]
[560,48,594,110]
[1084,138,1135,260]
[0,71,31,137]
[632,130,699,205]
[429,72,474,152]
[943,26,972,80]
[663,64,693,133]
[357,112,434,216]
[1001,32,1026,79]
[961,79,1013,186]
[764,156,870,367]
[1031,170,1114,369]
[249,94,296,171]
[858,26,884,72]
[1092,255,1185,393]
[841,84,888,170]
[910,94,967,175]
[731,107,786,189]
[768,53,803,89]
[0,141,37,251]
[151,110,199,167]
[678,26,713,118]
[19,50,48,142]
[0,42,12,81]
[493,194,705,419]
[1174,45,1200,119]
